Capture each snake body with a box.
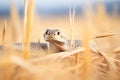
[0,29,82,53]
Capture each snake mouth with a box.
[45,37,65,45]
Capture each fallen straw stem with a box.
[93,33,120,39]
[30,48,84,63]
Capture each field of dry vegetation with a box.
[0,0,120,80]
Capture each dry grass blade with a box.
[23,0,29,43]
[69,0,76,50]
[31,53,65,62]
[0,57,10,66]
[0,56,35,73]
[10,0,21,43]
[81,2,94,80]
[2,19,6,45]
[10,56,36,72]
[113,47,120,53]
[2,19,11,80]
[92,44,120,80]
[75,53,79,65]
[89,43,120,80]
[69,1,79,65]
[69,5,73,48]
[61,48,84,59]
[31,48,84,63]
[99,52,119,80]
[93,33,120,39]
[24,0,34,59]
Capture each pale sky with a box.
[0,0,118,9]
[0,0,92,9]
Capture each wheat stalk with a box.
[69,0,75,50]
[10,0,21,43]
[2,19,11,80]
[81,2,93,80]
[2,19,6,45]
[23,0,29,43]
[69,0,79,65]
[24,0,34,59]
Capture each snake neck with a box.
[49,39,69,53]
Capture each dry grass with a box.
[0,1,120,80]
[24,0,34,59]
[2,19,6,45]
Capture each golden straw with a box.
[24,0,34,59]
[2,19,6,45]
[75,53,79,65]
[82,3,93,80]
[23,0,28,43]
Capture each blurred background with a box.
[1,1,120,80]
[0,0,120,17]
[0,0,120,53]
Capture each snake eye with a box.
[45,29,49,35]
[46,31,48,35]
[57,31,60,35]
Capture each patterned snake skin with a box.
[0,29,82,53]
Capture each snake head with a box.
[44,29,67,44]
